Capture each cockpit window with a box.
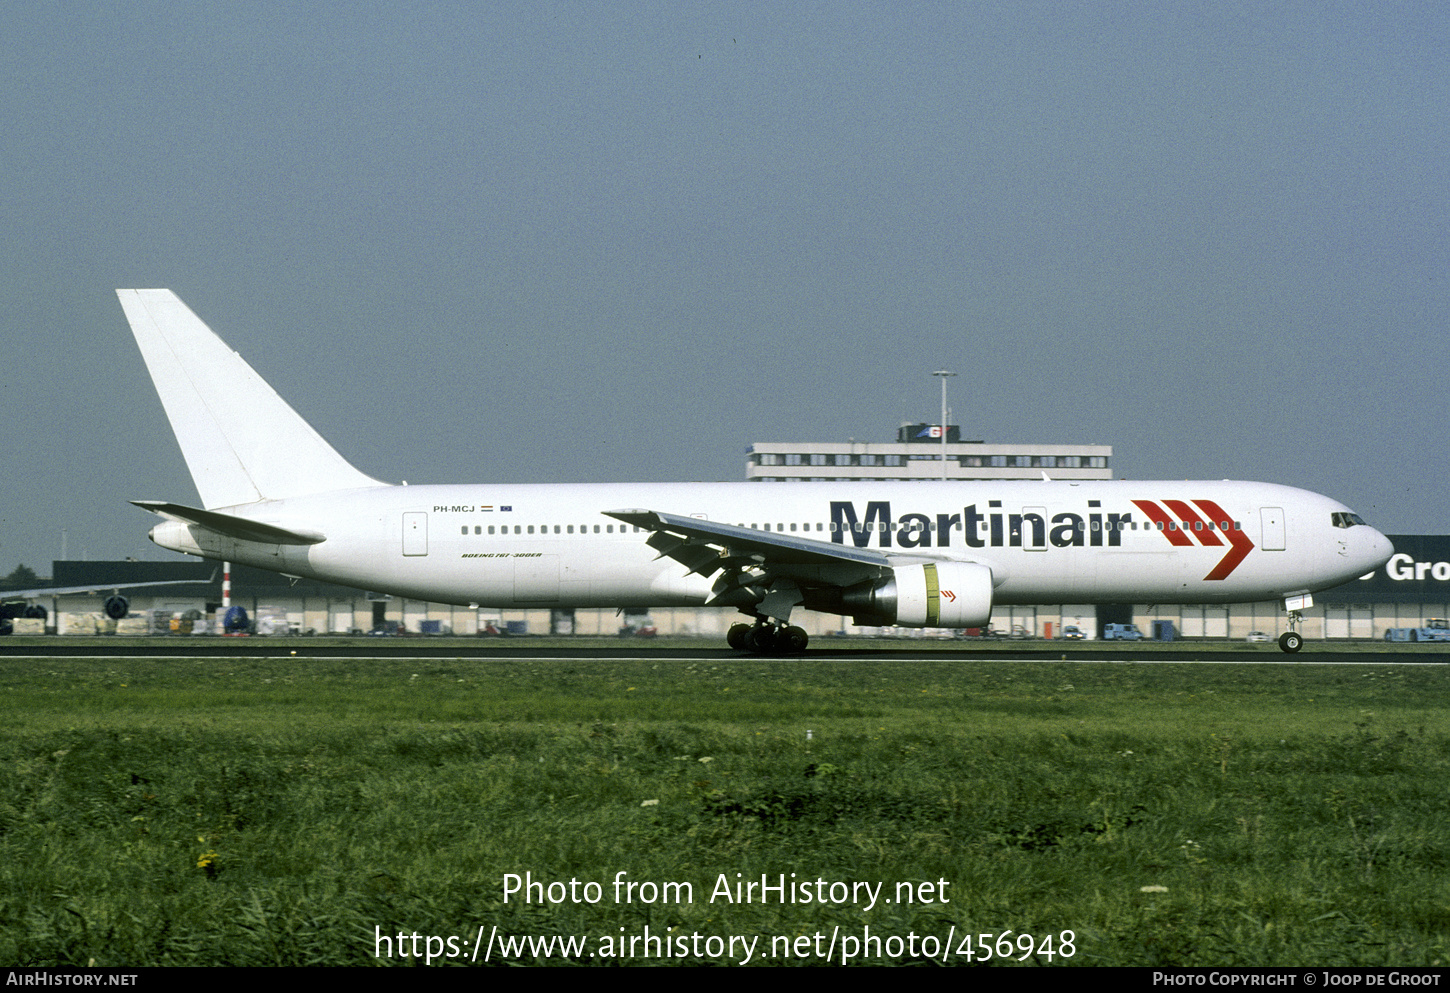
[1331,512,1369,529]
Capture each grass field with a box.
[0,650,1446,966]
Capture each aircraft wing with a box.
[605,508,917,624]
[604,508,889,572]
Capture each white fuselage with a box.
[149,478,1394,613]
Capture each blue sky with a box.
[3,1,1445,570]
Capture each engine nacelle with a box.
[841,561,993,628]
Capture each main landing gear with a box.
[728,621,809,655]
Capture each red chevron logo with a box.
[1132,499,1255,580]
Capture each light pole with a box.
[932,370,956,481]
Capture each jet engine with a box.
[839,561,993,628]
[103,595,130,620]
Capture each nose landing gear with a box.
[1278,596,1310,653]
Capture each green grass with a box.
[0,656,1445,966]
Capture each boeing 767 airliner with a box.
[117,289,1393,653]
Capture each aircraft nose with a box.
[1362,529,1395,575]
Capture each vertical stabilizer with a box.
[118,289,387,508]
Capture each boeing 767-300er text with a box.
[117,289,1393,653]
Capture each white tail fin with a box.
[118,289,386,509]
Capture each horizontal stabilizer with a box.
[131,501,326,545]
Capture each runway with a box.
[1,637,1443,665]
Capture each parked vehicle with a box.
[1384,618,1450,642]
[1103,623,1145,641]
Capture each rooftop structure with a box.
[747,423,1113,482]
